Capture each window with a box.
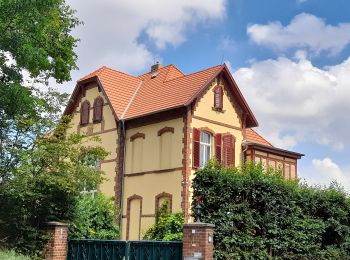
[93,96,104,122]
[200,132,212,167]
[80,100,90,125]
[214,86,223,111]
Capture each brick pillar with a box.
[183,223,215,260]
[44,221,68,260]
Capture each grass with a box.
[0,250,31,260]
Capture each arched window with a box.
[80,100,90,125]
[214,86,223,111]
[93,96,104,122]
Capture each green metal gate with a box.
[67,239,182,260]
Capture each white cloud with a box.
[233,55,350,151]
[247,13,350,55]
[303,158,350,191]
[58,0,226,92]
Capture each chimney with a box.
[151,61,162,72]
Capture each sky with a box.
[59,0,350,190]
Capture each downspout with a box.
[242,140,249,164]
[118,119,126,238]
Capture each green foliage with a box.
[192,161,350,259]
[0,0,83,257]
[0,118,108,257]
[0,0,80,83]
[0,250,30,260]
[143,202,184,241]
[70,194,119,239]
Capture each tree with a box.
[0,0,80,183]
[0,1,95,256]
[0,115,108,256]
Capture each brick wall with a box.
[44,222,68,260]
[183,223,215,260]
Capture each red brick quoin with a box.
[44,222,68,260]
[183,223,215,260]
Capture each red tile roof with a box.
[65,63,258,127]
[245,128,273,147]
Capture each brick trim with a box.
[157,126,175,136]
[125,167,183,177]
[192,115,242,131]
[197,127,216,136]
[181,106,192,222]
[155,192,173,215]
[115,123,125,231]
[130,132,145,142]
[126,194,143,240]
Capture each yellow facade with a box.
[122,118,184,239]
[67,85,118,197]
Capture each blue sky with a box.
[63,0,350,190]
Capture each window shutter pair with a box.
[192,128,235,168]
[215,133,235,166]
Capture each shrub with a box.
[143,202,183,241]
[192,161,350,259]
[70,194,119,239]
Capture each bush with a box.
[192,161,350,259]
[70,194,119,239]
[143,202,183,241]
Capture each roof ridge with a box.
[185,64,222,77]
[102,66,139,80]
[164,65,185,82]
[137,64,175,78]
[248,128,273,147]
[163,64,222,84]
[120,80,144,119]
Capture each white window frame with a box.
[200,131,212,167]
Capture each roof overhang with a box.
[246,142,304,159]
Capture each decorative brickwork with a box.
[155,192,173,214]
[115,123,124,230]
[183,223,215,260]
[44,222,68,260]
[181,106,192,222]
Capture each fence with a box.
[67,239,182,260]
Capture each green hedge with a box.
[192,161,350,259]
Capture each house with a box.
[64,62,304,240]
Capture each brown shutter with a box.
[80,101,90,125]
[93,97,103,122]
[215,133,222,163]
[192,128,200,168]
[223,134,235,167]
[220,87,223,110]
